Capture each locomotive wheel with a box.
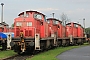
[89,40,90,44]
[10,41,15,47]
[74,40,77,45]
[2,40,7,50]
[18,52,21,55]
[14,44,21,53]
[2,43,7,50]
[62,40,67,47]
[57,41,62,47]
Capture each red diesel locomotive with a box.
[66,22,85,45]
[11,10,86,54]
[0,22,14,50]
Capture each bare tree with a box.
[60,13,70,26]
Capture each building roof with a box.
[0,22,9,26]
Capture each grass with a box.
[27,43,89,60]
[0,43,88,60]
[0,50,17,59]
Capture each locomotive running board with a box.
[35,34,41,50]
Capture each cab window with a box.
[56,21,58,24]
[53,20,58,24]
[26,13,29,17]
[74,24,78,27]
[47,20,50,23]
[27,22,32,26]
[16,22,22,26]
[20,13,29,17]
[34,14,42,20]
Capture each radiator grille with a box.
[25,30,32,36]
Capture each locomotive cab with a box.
[47,18,62,46]
[47,18,59,37]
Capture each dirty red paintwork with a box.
[14,11,48,38]
[66,22,84,38]
[0,22,10,33]
[77,24,84,37]
[57,21,62,38]
[47,18,61,37]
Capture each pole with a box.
[1,3,4,23]
[83,18,85,35]
[65,21,66,37]
[52,13,55,18]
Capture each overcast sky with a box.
[0,0,90,28]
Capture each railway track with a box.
[2,50,44,60]
[2,54,33,60]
